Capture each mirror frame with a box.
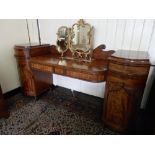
[70,19,93,58]
[56,19,93,61]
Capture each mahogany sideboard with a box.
[0,84,9,118]
[103,50,150,133]
[14,44,150,133]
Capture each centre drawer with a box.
[54,66,64,75]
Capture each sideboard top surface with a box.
[110,50,150,66]
[112,50,149,60]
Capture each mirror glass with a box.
[70,19,92,53]
[56,26,69,56]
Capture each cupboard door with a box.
[104,81,143,132]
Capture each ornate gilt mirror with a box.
[56,19,93,61]
[56,26,69,57]
[70,19,93,60]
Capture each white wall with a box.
[0,19,29,93]
[37,19,155,51]
[28,19,155,98]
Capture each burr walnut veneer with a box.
[103,50,150,133]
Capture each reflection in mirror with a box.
[56,26,69,57]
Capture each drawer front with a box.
[66,70,104,82]
[54,67,64,75]
[31,63,53,73]
[109,62,149,76]
[107,71,147,86]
